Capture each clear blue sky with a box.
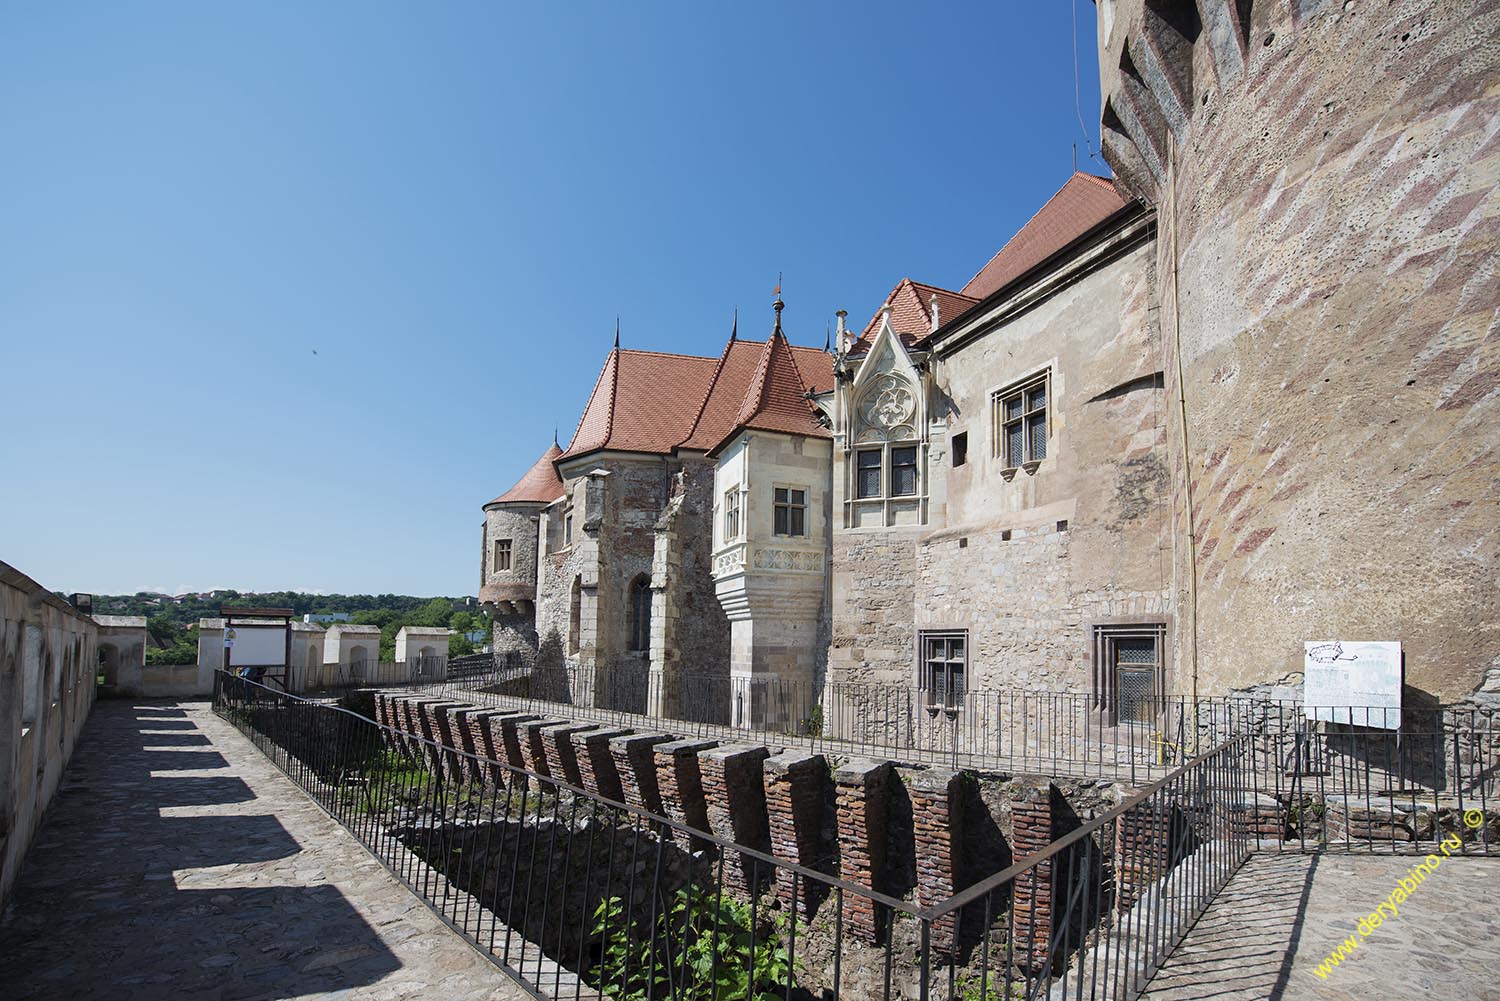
[0,1,1103,598]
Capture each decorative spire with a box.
[613,316,620,350]
[772,273,784,335]
[553,424,559,447]
[730,307,737,342]
[824,320,831,353]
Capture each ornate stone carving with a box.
[751,548,824,573]
[859,375,915,429]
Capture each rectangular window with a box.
[920,631,967,709]
[952,432,968,467]
[493,538,512,573]
[891,446,918,496]
[773,487,806,536]
[564,513,573,546]
[723,488,741,541]
[996,373,1049,467]
[1092,623,1167,725]
[855,449,882,499]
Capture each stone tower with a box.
[1095,0,1500,698]
[481,443,564,669]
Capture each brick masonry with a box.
[610,733,673,814]
[538,721,595,788]
[833,759,891,943]
[571,727,632,802]
[1115,801,1172,913]
[653,739,717,848]
[905,768,965,956]
[763,751,833,916]
[698,744,772,897]
[1010,779,1058,967]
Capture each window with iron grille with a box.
[628,575,652,652]
[891,446,918,496]
[773,486,806,536]
[920,630,967,709]
[994,372,1049,467]
[1092,623,1167,725]
[855,449,881,498]
[493,538,512,573]
[723,488,741,540]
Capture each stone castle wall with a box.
[1098,0,1500,698]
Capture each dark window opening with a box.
[856,449,881,498]
[921,631,967,709]
[997,375,1048,467]
[891,446,918,496]
[773,487,807,537]
[952,432,968,467]
[628,576,652,653]
[1093,623,1167,725]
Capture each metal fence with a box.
[214,672,1258,1000]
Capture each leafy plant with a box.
[591,884,795,1000]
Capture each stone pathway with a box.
[0,700,531,1001]
[1140,850,1500,1000]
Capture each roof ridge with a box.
[733,334,779,428]
[676,331,739,449]
[563,349,617,454]
[604,345,620,452]
[613,347,723,361]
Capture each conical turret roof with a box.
[486,444,565,507]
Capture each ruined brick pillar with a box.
[572,727,632,802]
[538,721,595,787]
[442,706,482,785]
[764,752,831,916]
[834,759,891,943]
[699,744,772,897]
[466,709,512,787]
[1115,800,1170,912]
[907,768,965,956]
[610,733,673,814]
[493,713,541,775]
[417,701,464,780]
[519,717,563,785]
[1010,780,1058,969]
[654,739,718,848]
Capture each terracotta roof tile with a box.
[723,329,829,445]
[487,444,565,506]
[559,348,721,460]
[852,279,977,353]
[959,172,1127,300]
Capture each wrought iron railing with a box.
[214,671,1265,1000]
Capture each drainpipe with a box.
[1166,132,1201,748]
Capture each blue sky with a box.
[0,1,1103,597]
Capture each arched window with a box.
[628,575,652,653]
[568,576,582,654]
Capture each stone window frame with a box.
[853,442,921,500]
[991,367,1052,473]
[917,628,968,713]
[563,509,574,548]
[493,538,512,574]
[772,483,808,537]
[627,574,652,653]
[1089,619,1170,726]
[723,487,742,542]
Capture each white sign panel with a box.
[1303,641,1402,729]
[227,625,289,667]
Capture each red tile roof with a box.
[559,329,835,462]
[709,329,829,454]
[852,278,977,353]
[487,444,565,506]
[959,172,1127,300]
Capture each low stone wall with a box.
[1,561,98,906]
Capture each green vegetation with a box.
[87,589,490,663]
[592,885,796,1001]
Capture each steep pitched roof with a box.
[959,172,1128,300]
[852,278,977,353]
[559,348,721,460]
[734,331,828,438]
[487,444,565,506]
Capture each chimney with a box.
[930,293,940,332]
[835,309,849,353]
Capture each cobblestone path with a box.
[1140,849,1500,1000]
[0,700,529,1001]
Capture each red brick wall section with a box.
[1010,779,1058,970]
[519,718,563,785]
[653,739,718,849]
[571,727,633,802]
[466,709,511,787]
[444,706,482,785]
[699,744,772,898]
[538,721,595,788]
[610,733,673,814]
[494,713,542,774]
[833,759,891,944]
[1114,801,1171,912]
[906,768,965,956]
[417,701,461,779]
[764,752,832,917]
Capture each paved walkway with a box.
[0,700,529,1001]
[1140,850,1500,1000]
